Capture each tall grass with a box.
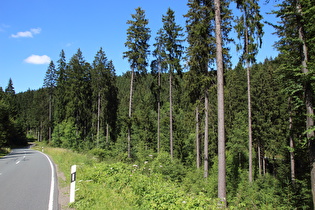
[33,142,297,209]
[33,142,219,209]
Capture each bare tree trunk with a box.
[214,0,226,206]
[204,92,209,178]
[48,94,52,143]
[263,155,266,175]
[297,1,315,206]
[97,92,101,147]
[258,143,261,176]
[289,101,295,184]
[157,63,161,153]
[169,72,173,159]
[246,55,253,183]
[128,68,134,158]
[196,106,200,169]
[40,121,43,142]
[106,123,109,145]
[37,127,40,142]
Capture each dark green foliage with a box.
[123,7,151,73]
[0,80,27,147]
[123,7,151,158]
[91,48,118,147]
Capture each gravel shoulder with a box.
[55,163,75,210]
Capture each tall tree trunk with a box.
[157,63,161,153]
[204,91,209,178]
[289,98,295,184]
[128,68,134,158]
[297,1,315,206]
[246,28,253,182]
[214,0,226,205]
[106,123,109,145]
[40,121,43,142]
[258,143,261,175]
[48,93,52,143]
[169,72,173,159]
[196,106,200,169]
[97,92,101,147]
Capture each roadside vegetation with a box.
[34,142,305,209]
[0,148,10,158]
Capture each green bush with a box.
[35,144,305,209]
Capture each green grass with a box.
[33,142,134,209]
[32,142,219,210]
[0,148,10,158]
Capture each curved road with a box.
[0,147,58,210]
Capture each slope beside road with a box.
[0,147,58,210]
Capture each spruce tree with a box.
[5,78,17,119]
[66,49,92,145]
[44,61,57,142]
[152,30,165,153]
[234,0,264,182]
[123,7,151,158]
[55,50,67,124]
[214,0,226,205]
[272,0,315,205]
[185,0,215,175]
[157,8,184,159]
[92,48,118,147]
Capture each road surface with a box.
[0,147,58,210]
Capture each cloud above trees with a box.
[24,55,51,64]
[11,28,41,38]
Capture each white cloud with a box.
[30,28,41,34]
[24,55,51,64]
[11,27,41,38]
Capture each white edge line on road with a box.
[39,151,55,210]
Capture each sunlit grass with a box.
[32,142,134,209]
[0,147,10,158]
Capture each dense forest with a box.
[1,0,315,208]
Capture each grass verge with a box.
[32,142,134,209]
[32,142,220,209]
[0,148,10,158]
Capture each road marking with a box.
[15,156,25,165]
[39,151,55,210]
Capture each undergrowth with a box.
[33,142,303,209]
[0,147,10,158]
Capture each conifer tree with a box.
[152,29,167,153]
[55,50,67,124]
[272,0,315,205]
[123,7,151,158]
[234,0,264,182]
[214,0,226,205]
[5,78,17,119]
[92,48,118,147]
[92,48,108,147]
[66,49,92,143]
[44,61,57,142]
[156,8,184,159]
[185,0,215,174]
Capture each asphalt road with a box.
[0,147,58,210]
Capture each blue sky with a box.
[0,0,280,93]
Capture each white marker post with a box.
[70,165,77,203]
